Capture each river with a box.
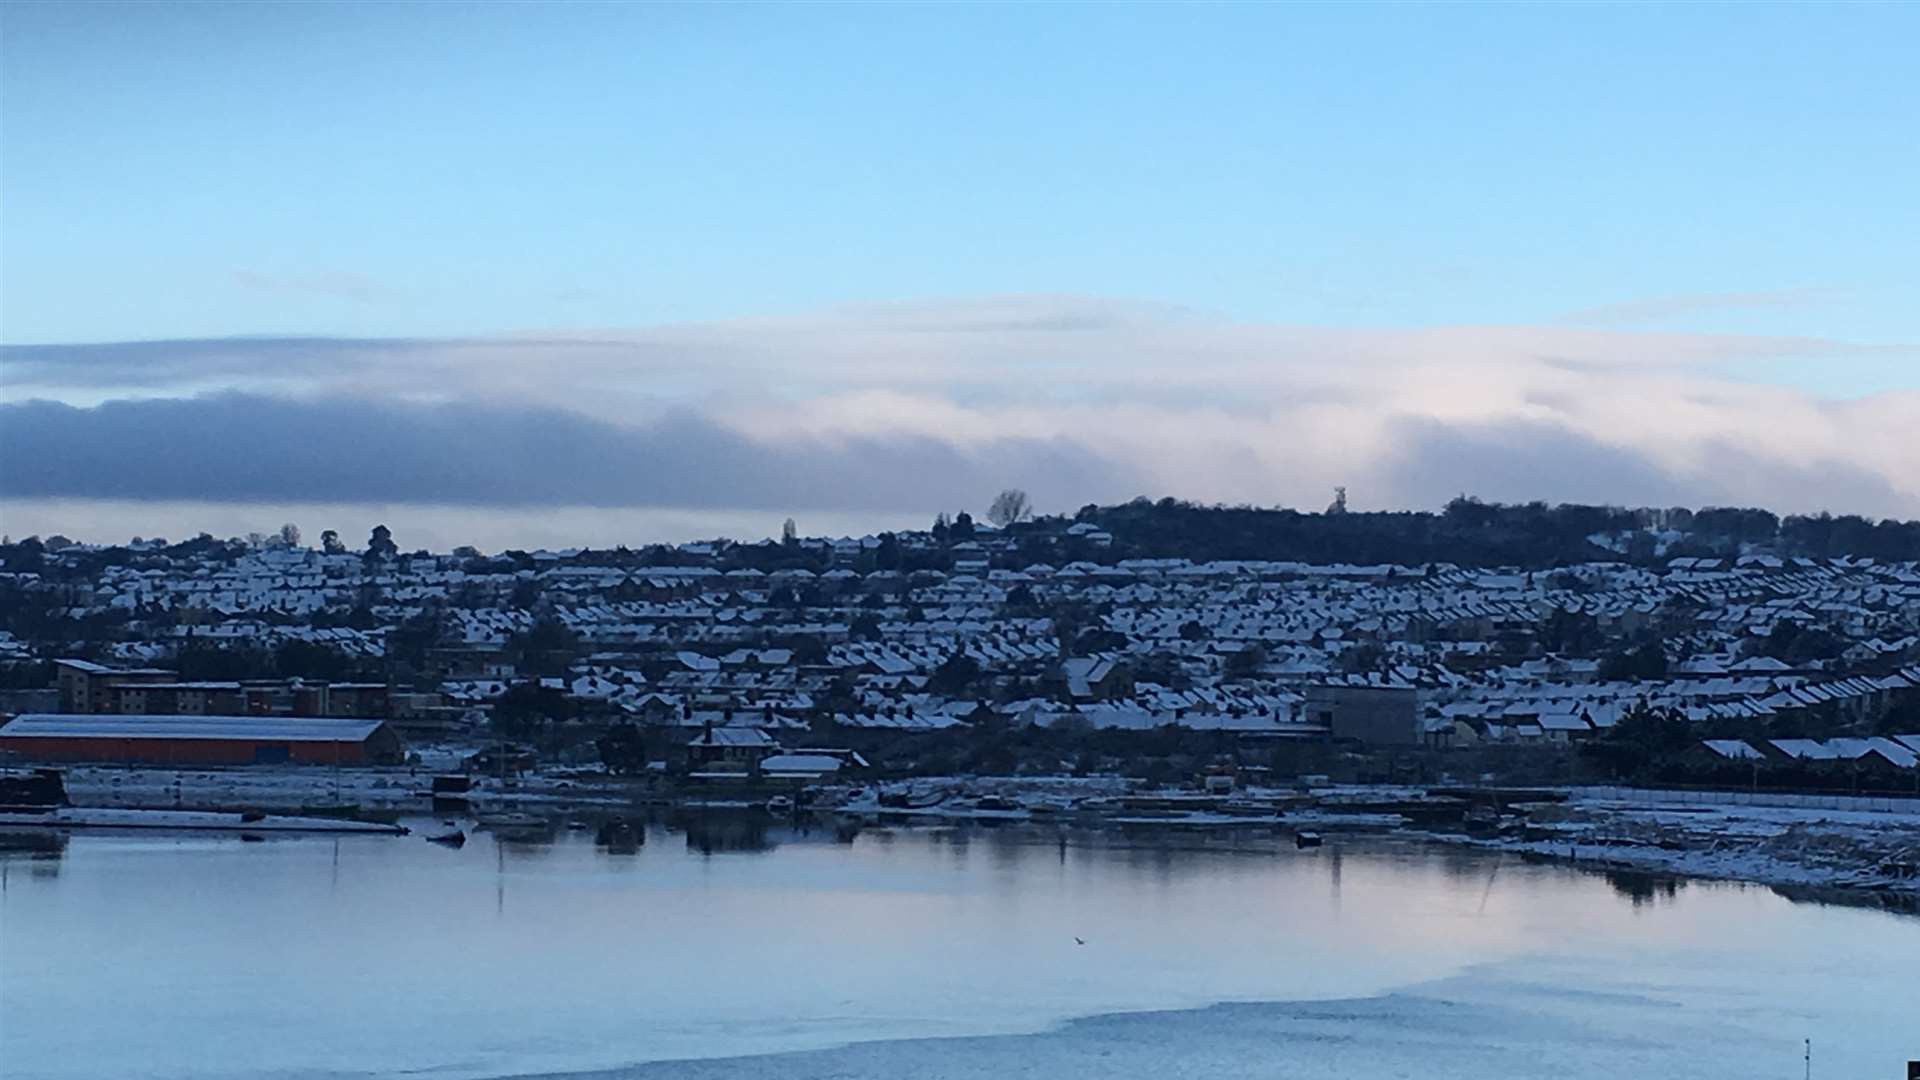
[2,816,1915,1079]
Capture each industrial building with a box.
[0,714,404,766]
[1304,684,1425,747]
[53,659,400,719]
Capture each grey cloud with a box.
[0,335,692,396]
[2,337,453,390]
[1374,417,1694,509]
[0,395,1139,513]
[1371,416,1910,517]
[1685,440,1909,517]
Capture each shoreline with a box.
[18,763,1920,910]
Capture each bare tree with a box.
[278,523,302,548]
[988,488,1032,528]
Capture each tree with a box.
[320,530,346,555]
[988,489,1032,528]
[366,525,398,560]
[510,616,580,677]
[952,511,976,540]
[597,724,650,774]
[931,513,951,544]
[492,682,573,741]
[1224,645,1267,679]
[1581,703,1693,780]
[278,523,301,548]
[1599,641,1668,682]
[781,518,799,547]
[929,652,982,696]
[1540,609,1600,655]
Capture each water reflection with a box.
[0,827,69,859]
[594,816,643,854]
[0,828,68,887]
[1603,868,1686,908]
[678,812,773,855]
[5,818,1920,1080]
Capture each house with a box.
[758,751,868,781]
[1061,656,1127,700]
[1701,739,1766,761]
[1535,712,1594,744]
[685,724,780,773]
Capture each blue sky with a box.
[2,2,1917,540]
[5,2,1916,347]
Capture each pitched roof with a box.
[0,714,387,742]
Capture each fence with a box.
[1574,784,1920,815]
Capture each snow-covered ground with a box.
[1453,792,1920,899]
[53,759,630,812]
[0,807,404,833]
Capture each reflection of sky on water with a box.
[2,820,1916,1080]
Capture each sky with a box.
[2,2,1917,548]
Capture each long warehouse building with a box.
[0,714,404,766]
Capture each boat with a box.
[878,783,952,810]
[1295,830,1324,849]
[427,828,466,847]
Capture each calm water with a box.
[2,817,1916,1080]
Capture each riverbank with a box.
[0,806,406,833]
[26,763,1920,905]
[1446,791,1920,907]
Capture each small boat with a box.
[427,829,467,847]
[765,795,795,815]
[1295,831,1323,849]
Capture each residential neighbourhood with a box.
[2,500,1916,792]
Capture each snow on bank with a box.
[1453,792,1920,899]
[0,807,406,833]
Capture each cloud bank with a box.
[4,296,1916,520]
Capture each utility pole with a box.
[1804,1037,1810,1080]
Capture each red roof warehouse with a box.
[0,714,404,766]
